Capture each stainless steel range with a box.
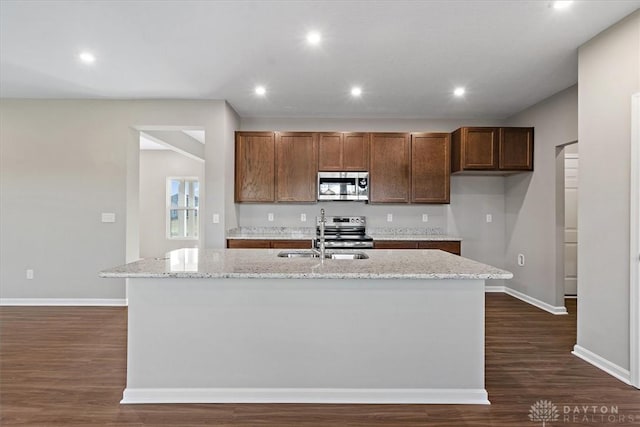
[315,215,373,249]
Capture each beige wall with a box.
[139,150,205,258]
[504,85,579,308]
[0,99,234,300]
[577,11,640,371]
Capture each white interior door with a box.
[564,148,579,296]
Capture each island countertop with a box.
[100,248,512,280]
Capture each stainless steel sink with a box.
[328,252,369,260]
[277,250,369,260]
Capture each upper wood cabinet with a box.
[275,132,318,202]
[411,133,450,204]
[451,127,499,171]
[451,127,533,173]
[500,127,534,170]
[369,133,411,203]
[318,132,369,171]
[235,132,275,202]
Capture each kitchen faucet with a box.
[312,208,327,261]
[319,208,326,261]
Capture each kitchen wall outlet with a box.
[212,214,220,224]
[422,214,429,222]
[387,213,393,222]
[101,213,116,223]
[26,269,34,280]
[486,214,493,223]
[300,213,307,222]
[517,254,525,266]
[268,213,274,222]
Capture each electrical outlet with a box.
[518,254,525,266]
[486,214,493,223]
[26,269,34,280]
[422,214,429,222]
[101,213,116,223]
[387,213,393,222]
[268,213,274,222]
[300,213,306,222]
[212,214,220,224]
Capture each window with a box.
[167,177,199,239]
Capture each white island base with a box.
[122,276,488,405]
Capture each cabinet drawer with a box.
[373,241,419,249]
[227,239,271,249]
[227,239,312,249]
[373,240,461,255]
[417,241,461,255]
[271,240,313,249]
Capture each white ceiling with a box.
[1,1,638,119]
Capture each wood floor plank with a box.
[1,295,638,426]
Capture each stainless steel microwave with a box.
[317,172,369,201]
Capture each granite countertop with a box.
[226,227,316,240]
[226,227,462,242]
[100,248,511,280]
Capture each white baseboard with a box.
[484,285,567,315]
[0,298,127,306]
[121,387,490,405]
[572,345,631,385]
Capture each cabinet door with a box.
[499,127,533,170]
[369,133,411,203]
[342,133,369,171]
[462,127,498,170]
[275,132,318,202]
[227,239,271,248]
[417,241,461,255]
[318,133,343,171]
[411,133,450,203]
[235,132,275,202]
[373,241,419,249]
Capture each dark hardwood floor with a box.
[1,294,638,426]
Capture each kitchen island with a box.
[100,248,511,405]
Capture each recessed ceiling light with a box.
[255,85,266,96]
[552,1,573,10]
[351,86,362,97]
[78,51,96,64]
[306,31,322,45]
[454,87,465,97]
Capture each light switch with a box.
[486,214,492,223]
[212,214,220,224]
[387,213,393,222]
[101,213,116,223]
[422,214,429,222]
[26,269,34,280]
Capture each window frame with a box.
[166,176,200,241]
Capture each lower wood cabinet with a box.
[227,239,312,249]
[373,240,461,255]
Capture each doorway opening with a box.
[127,128,205,262]
[563,143,579,298]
